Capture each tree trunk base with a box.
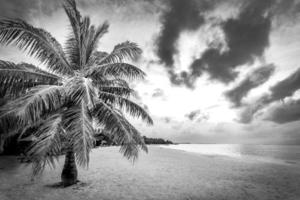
[61,151,78,187]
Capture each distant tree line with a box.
[94,133,173,146]
[142,136,173,145]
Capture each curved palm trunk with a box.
[61,150,78,186]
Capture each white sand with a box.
[0,146,300,200]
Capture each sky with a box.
[1,0,300,144]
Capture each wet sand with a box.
[0,146,300,200]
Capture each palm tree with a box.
[0,0,152,186]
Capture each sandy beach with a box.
[0,146,300,200]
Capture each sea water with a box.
[161,144,300,164]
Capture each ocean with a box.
[160,144,300,164]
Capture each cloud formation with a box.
[0,0,161,21]
[156,0,215,68]
[185,110,201,121]
[265,99,300,124]
[269,68,300,102]
[239,67,300,124]
[0,0,60,19]
[189,0,273,84]
[185,110,209,122]
[152,88,165,98]
[164,0,275,89]
[225,64,275,107]
[237,95,269,124]
[154,0,300,89]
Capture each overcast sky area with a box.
[1,0,300,144]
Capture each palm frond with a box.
[87,51,109,66]
[65,77,96,107]
[97,41,142,64]
[63,0,81,41]
[0,85,65,124]
[65,13,109,70]
[63,0,82,70]
[62,102,95,167]
[99,78,130,88]
[86,63,146,80]
[118,119,148,159]
[98,91,153,125]
[65,35,80,70]
[93,101,147,161]
[0,113,21,137]
[0,61,60,98]
[0,19,73,76]
[26,113,63,176]
[98,86,133,97]
[85,22,109,65]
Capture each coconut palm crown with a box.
[0,0,152,185]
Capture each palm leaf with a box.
[86,63,145,80]
[85,22,109,65]
[63,0,81,42]
[0,113,20,137]
[65,13,109,69]
[65,36,80,70]
[0,19,73,76]
[98,41,142,64]
[87,51,109,66]
[99,78,130,88]
[26,113,63,176]
[93,101,147,161]
[0,85,65,124]
[62,102,95,167]
[63,0,81,69]
[65,77,96,108]
[0,61,60,98]
[98,86,133,97]
[98,91,153,125]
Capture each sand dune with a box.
[0,146,300,200]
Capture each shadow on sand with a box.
[45,181,89,189]
[0,156,23,172]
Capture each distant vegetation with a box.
[95,132,173,146]
[142,136,173,145]
[94,130,173,146]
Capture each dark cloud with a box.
[237,95,269,124]
[225,64,275,107]
[265,99,300,124]
[238,67,300,124]
[169,71,195,89]
[154,0,300,88]
[272,0,300,25]
[189,0,273,85]
[156,0,216,67]
[269,68,300,102]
